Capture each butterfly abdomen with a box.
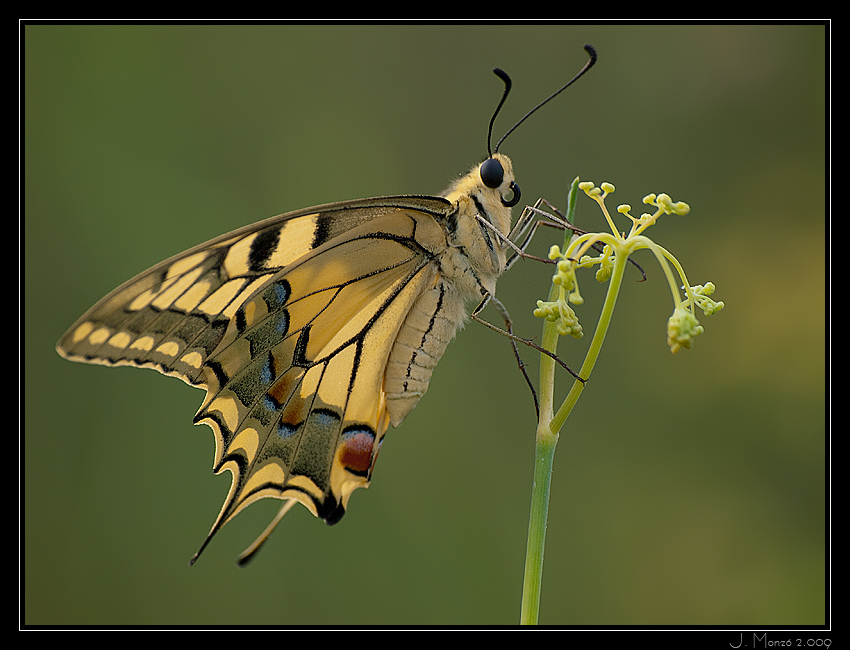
[384,278,467,427]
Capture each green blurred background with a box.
[24,24,826,626]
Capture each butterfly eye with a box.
[501,181,521,207]
[480,157,504,188]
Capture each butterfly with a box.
[56,45,597,565]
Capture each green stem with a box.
[551,251,627,432]
[519,291,560,625]
[519,232,630,624]
[519,420,558,625]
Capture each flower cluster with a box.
[667,282,725,353]
[533,246,584,338]
[533,181,724,354]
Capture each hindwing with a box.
[57,196,455,552]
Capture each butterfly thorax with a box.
[439,153,515,298]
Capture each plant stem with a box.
[519,419,558,625]
[519,234,630,624]
[519,286,560,625]
[551,251,627,433]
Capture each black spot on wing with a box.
[321,499,346,525]
[248,226,282,271]
[312,213,335,249]
[202,358,230,397]
[292,325,311,367]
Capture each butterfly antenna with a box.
[487,68,514,158]
[493,44,597,154]
[487,68,513,158]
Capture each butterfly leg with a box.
[509,198,576,245]
[474,199,583,270]
[503,199,588,270]
[503,199,648,281]
[471,292,585,387]
[474,293,540,417]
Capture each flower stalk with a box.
[519,177,724,624]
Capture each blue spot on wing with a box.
[263,395,279,413]
[265,280,290,310]
[275,311,289,334]
[277,421,298,439]
[260,353,274,384]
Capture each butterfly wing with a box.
[57,196,455,552]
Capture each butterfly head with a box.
[441,152,518,235]
[480,154,521,208]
